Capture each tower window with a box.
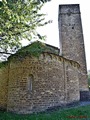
[72,26,74,29]
[27,74,33,91]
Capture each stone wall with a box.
[58,4,88,91]
[64,61,80,103]
[0,65,8,110]
[7,53,80,114]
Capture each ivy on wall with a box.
[0,61,8,68]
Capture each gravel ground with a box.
[79,101,90,106]
[44,101,90,112]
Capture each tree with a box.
[0,0,51,61]
[38,0,51,3]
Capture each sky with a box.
[38,0,90,70]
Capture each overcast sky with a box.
[38,0,90,70]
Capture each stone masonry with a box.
[0,4,89,114]
[0,52,80,114]
[58,4,88,91]
[0,65,8,110]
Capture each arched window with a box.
[27,74,33,91]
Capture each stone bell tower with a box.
[58,4,88,91]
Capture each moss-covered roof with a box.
[0,41,60,68]
[9,41,60,58]
[0,41,80,69]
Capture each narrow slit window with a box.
[27,74,33,91]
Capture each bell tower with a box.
[58,4,88,91]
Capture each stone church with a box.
[0,4,89,114]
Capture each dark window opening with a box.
[72,26,74,29]
[27,74,33,91]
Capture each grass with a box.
[0,105,90,120]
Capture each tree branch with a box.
[0,52,12,54]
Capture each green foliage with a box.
[16,41,47,57]
[0,41,58,68]
[0,105,90,120]
[0,0,50,52]
[37,0,51,3]
[0,61,8,68]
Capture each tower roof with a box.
[59,4,80,14]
